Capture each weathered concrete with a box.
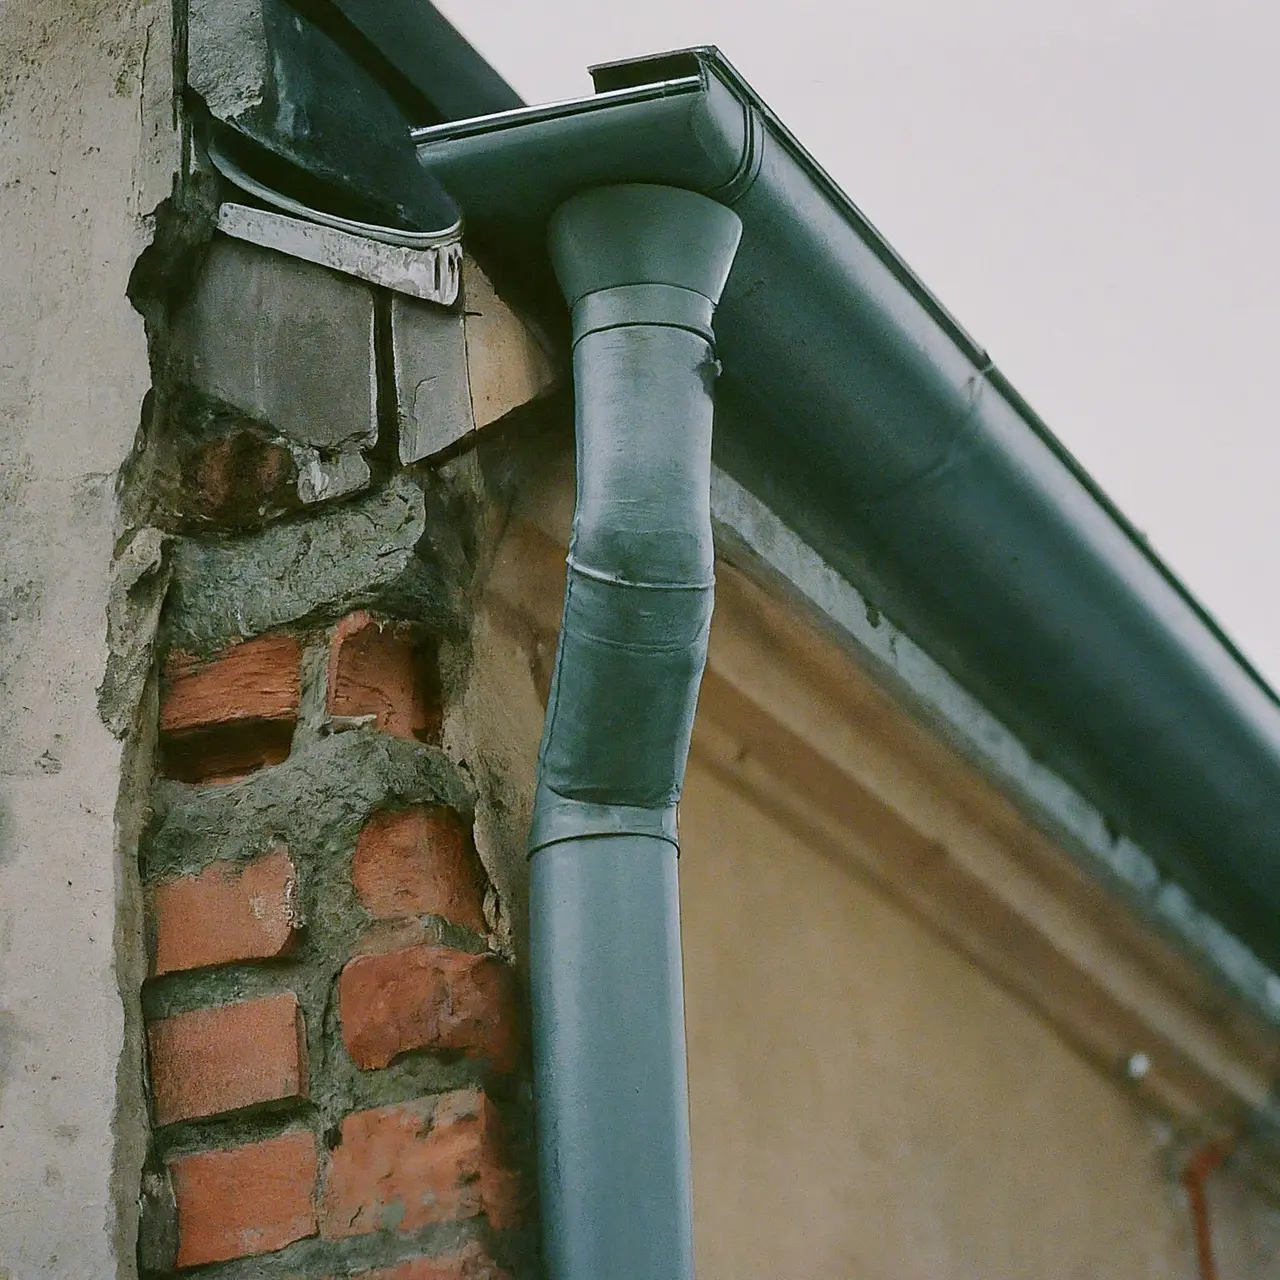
[162,475,464,655]
[392,296,474,465]
[0,0,178,1273]
[173,235,379,453]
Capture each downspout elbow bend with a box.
[531,183,743,850]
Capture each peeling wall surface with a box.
[0,0,177,1274]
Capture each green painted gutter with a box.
[414,46,1280,970]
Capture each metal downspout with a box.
[528,183,742,1280]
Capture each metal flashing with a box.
[216,203,462,303]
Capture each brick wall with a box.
[129,235,549,1278]
[138,615,528,1278]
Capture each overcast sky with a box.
[437,0,1280,688]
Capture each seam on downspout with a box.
[565,562,716,590]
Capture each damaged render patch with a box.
[98,525,171,737]
[162,474,464,655]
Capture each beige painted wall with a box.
[680,760,1190,1279]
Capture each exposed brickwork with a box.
[319,1091,518,1239]
[159,633,301,782]
[170,1130,319,1267]
[139,334,529,1271]
[151,846,298,975]
[353,807,486,931]
[347,1241,511,1279]
[148,992,308,1126]
[188,426,300,526]
[339,944,518,1074]
[328,612,442,743]
[161,633,301,731]
[140,697,525,1271]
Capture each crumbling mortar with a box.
[141,908,489,1025]
[143,732,474,881]
[294,630,334,744]
[137,726,520,1192]
[160,473,469,659]
[152,1102,323,1163]
[137,1219,528,1280]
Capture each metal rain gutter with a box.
[414,46,1280,968]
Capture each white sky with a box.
[438,0,1280,688]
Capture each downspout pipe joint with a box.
[529,183,742,1280]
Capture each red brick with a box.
[160,633,301,782]
[353,808,485,931]
[327,612,441,742]
[151,847,299,975]
[319,1091,518,1239]
[171,1130,318,1267]
[161,633,301,730]
[338,945,517,1074]
[350,1241,511,1279]
[148,992,308,1126]
[188,428,299,526]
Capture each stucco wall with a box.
[0,1,176,1274]
[680,760,1191,1279]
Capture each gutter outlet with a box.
[529,183,742,1280]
